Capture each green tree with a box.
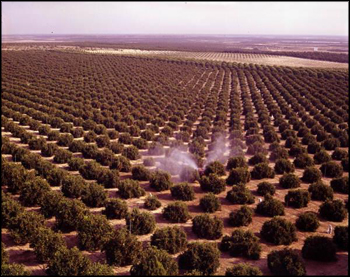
[204,161,226,176]
[302,236,337,261]
[151,226,188,254]
[199,173,226,194]
[1,263,31,276]
[103,198,128,219]
[61,175,88,198]
[261,217,297,245]
[162,201,191,223]
[81,183,107,207]
[225,263,262,276]
[228,205,253,227]
[9,211,45,244]
[267,248,306,276]
[226,184,255,204]
[30,227,66,263]
[150,170,173,191]
[200,193,221,213]
[47,246,91,276]
[333,226,348,251]
[170,182,195,201]
[178,242,220,275]
[103,228,141,266]
[226,167,251,185]
[126,208,156,235]
[2,193,25,228]
[39,190,64,218]
[85,262,114,276]
[295,212,320,232]
[220,229,261,260]
[77,213,113,251]
[2,163,34,194]
[118,179,146,199]
[144,195,162,210]
[192,214,223,240]
[55,199,88,232]
[130,246,179,276]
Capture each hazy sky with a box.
[2,2,348,36]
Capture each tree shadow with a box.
[119,173,132,180]
[1,232,18,248]
[192,185,204,194]
[182,225,198,242]
[84,250,105,263]
[107,190,118,198]
[30,267,47,276]
[62,232,79,249]
[187,203,202,214]
[155,192,172,201]
[7,249,38,266]
[154,212,170,225]
[251,189,261,197]
[218,196,232,206]
[223,217,233,228]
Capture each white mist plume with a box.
[157,148,198,175]
[168,148,198,169]
[204,134,229,168]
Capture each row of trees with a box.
[3,133,347,223]
[2,62,347,178]
[2,185,348,275]
[4,114,345,212]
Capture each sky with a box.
[1,2,348,36]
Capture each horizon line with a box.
[2,33,349,38]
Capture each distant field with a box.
[2,34,348,65]
[82,48,349,68]
[2,34,348,54]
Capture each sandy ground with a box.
[80,48,348,69]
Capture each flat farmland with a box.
[2,44,348,68]
[1,50,349,276]
[82,48,349,68]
